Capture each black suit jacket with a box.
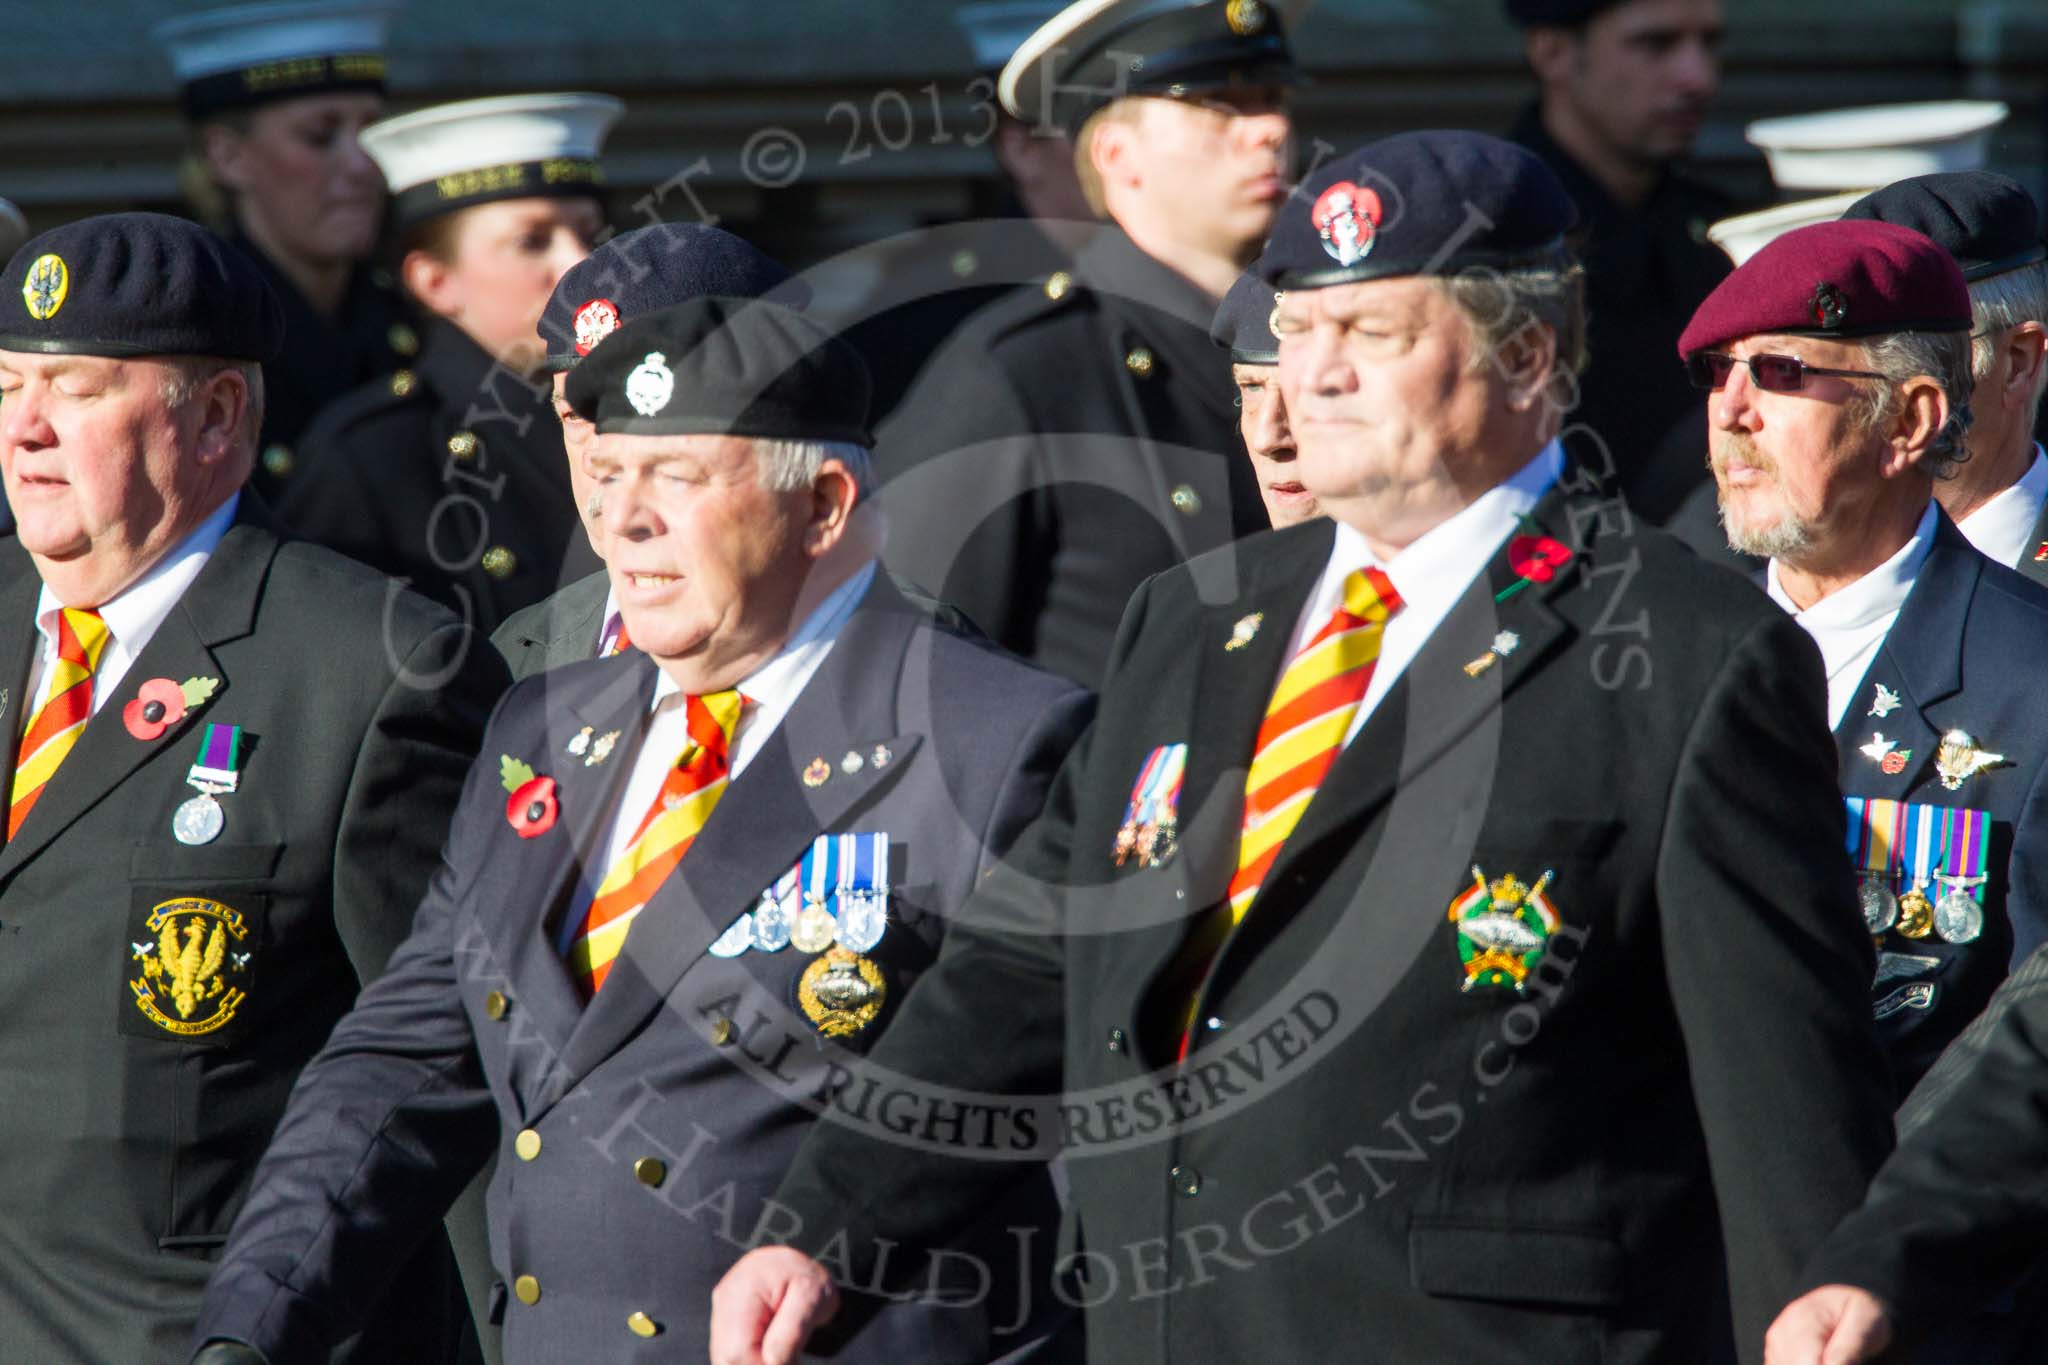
[490,570,609,681]
[873,225,1268,688]
[191,572,1091,1364]
[772,483,1896,1365]
[0,502,507,1364]
[1825,513,2048,1091]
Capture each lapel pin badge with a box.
[1224,612,1264,652]
[1868,683,1901,718]
[1935,729,2005,791]
[1860,733,1912,775]
[584,730,619,767]
[871,744,892,770]
[566,726,593,758]
[802,757,832,788]
[1463,630,1521,678]
[499,755,558,838]
[841,750,865,775]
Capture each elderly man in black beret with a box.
[1844,172,2048,586]
[710,130,1892,1365]
[1505,0,1732,525]
[492,223,810,678]
[1684,218,2048,1080]
[0,214,507,1361]
[1210,269,1320,528]
[187,296,1091,1365]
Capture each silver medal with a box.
[173,793,224,846]
[836,891,887,953]
[708,912,754,958]
[1934,890,1984,945]
[1859,877,1898,935]
[751,897,793,952]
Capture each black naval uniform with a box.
[279,318,600,636]
[229,231,416,507]
[1510,105,1733,525]
[874,225,1267,689]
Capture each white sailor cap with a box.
[956,2,1065,73]
[1704,191,1864,267]
[1746,101,2009,192]
[359,92,625,229]
[999,0,1313,131]
[154,0,397,119]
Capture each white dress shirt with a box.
[1767,501,1937,731]
[1282,440,1564,746]
[24,494,239,717]
[576,559,878,917]
[1955,445,2048,570]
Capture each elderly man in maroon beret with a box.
[1684,220,2048,1360]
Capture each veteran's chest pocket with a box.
[121,842,282,1049]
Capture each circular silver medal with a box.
[792,902,837,954]
[836,894,887,953]
[173,793,224,846]
[708,912,754,958]
[1934,891,1984,944]
[1859,878,1898,935]
[751,898,793,952]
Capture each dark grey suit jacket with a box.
[492,570,609,681]
[192,571,1092,1363]
[0,502,507,1364]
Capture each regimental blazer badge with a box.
[1447,866,1559,992]
[128,897,252,1038]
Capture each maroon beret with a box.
[1677,219,1971,360]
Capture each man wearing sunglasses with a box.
[1843,172,2048,587]
[1685,218,2048,1096]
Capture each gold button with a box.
[634,1156,667,1187]
[1170,484,1201,516]
[709,1016,735,1046]
[484,990,509,1020]
[261,444,293,477]
[950,249,978,278]
[389,322,420,356]
[1043,271,1072,301]
[515,1128,541,1161]
[513,1274,540,1305]
[1125,347,1156,378]
[447,431,479,461]
[626,1311,659,1338]
[481,546,517,579]
[389,369,416,398]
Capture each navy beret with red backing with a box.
[1677,219,1971,360]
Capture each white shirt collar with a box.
[34,493,238,661]
[1766,501,1937,630]
[1955,445,2048,571]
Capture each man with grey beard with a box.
[1686,217,2048,1095]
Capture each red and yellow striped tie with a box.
[10,607,110,839]
[564,689,742,995]
[1227,566,1402,915]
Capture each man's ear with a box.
[2000,321,2048,412]
[1523,27,1579,88]
[190,368,252,470]
[1090,114,1138,198]
[200,123,251,194]
[803,461,861,559]
[1883,375,1950,477]
[1497,322,1562,415]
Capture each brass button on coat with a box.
[626,1311,660,1338]
[1125,347,1156,378]
[389,369,416,397]
[634,1157,667,1187]
[446,431,479,461]
[1171,1165,1201,1197]
[515,1128,541,1161]
[261,444,293,477]
[481,546,517,579]
[1043,271,1072,301]
[709,1016,735,1046]
[484,990,509,1020]
[1170,484,1201,516]
[513,1274,541,1305]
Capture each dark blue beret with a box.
[1842,172,2047,284]
[537,224,810,373]
[564,296,873,446]
[1503,0,1624,26]
[1209,268,1281,363]
[0,212,283,362]
[1257,131,1579,291]
[1000,0,1305,133]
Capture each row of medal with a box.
[709,831,889,958]
[171,723,244,846]
[1846,797,1988,945]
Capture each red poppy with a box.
[122,677,189,741]
[1880,752,1909,775]
[507,775,559,838]
[1507,534,1573,584]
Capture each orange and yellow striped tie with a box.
[1226,566,1403,916]
[10,607,110,839]
[564,689,743,995]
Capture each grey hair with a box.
[160,357,265,456]
[1432,251,1589,383]
[1853,330,1974,481]
[1969,261,2048,384]
[753,437,873,494]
